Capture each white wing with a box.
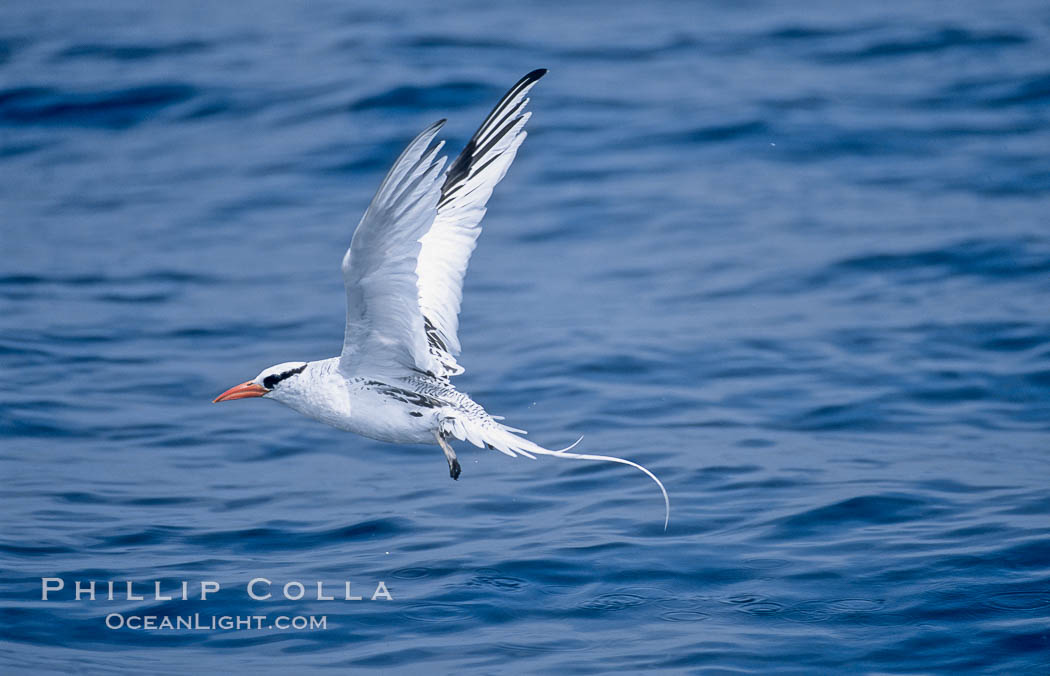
[340,120,448,377]
[417,69,547,377]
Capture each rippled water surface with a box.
[3,1,1050,673]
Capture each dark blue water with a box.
[3,1,1050,673]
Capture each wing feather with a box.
[340,120,448,377]
[416,69,547,376]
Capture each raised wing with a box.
[340,120,448,377]
[416,69,547,377]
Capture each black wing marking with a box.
[438,68,547,210]
[366,380,445,409]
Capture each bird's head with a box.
[213,361,309,403]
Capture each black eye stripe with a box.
[263,364,306,389]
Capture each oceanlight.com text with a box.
[105,613,328,631]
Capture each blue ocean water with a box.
[2,0,1049,672]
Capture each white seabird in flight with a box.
[214,70,669,529]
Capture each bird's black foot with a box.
[435,430,461,481]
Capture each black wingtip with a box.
[524,68,548,83]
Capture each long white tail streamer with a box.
[444,416,671,530]
[527,437,671,531]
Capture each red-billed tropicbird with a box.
[213,70,669,529]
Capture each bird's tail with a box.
[441,416,670,530]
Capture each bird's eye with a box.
[262,364,307,390]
